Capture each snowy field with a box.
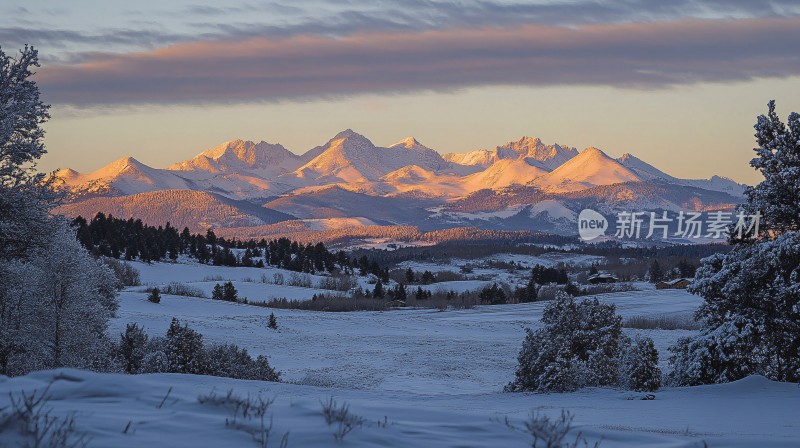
[2,261,799,447]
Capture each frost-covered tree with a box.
[0,46,54,260]
[119,323,149,374]
[164,318,207,374]
[0,224,118,375]
[741,100,800,237]
[506,293,624,392]
[669,101,800,385]
[620,336,661,392]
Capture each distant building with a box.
[656,278,693,289]
[587,273,618,284]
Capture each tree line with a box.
[72,212,390,276]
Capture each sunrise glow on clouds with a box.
[4,0,800,183]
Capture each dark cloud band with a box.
[36,18,800,106]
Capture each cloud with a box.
[36,18,800,106]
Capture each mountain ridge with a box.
[53,130,748,236]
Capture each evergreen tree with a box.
[479,283,507,304]
[373,280,384,299]
[148,287,161,304]
[620,336,661,392]
[211,283,224,301]
[405,268,415,283]
[268,312,278,330]
[647,260,663,283]
[506,293,625,392]
[669,101,800,385]
[164,318,206,374]
[222,281,238,302]
[516,273,539,303]
[421,270,436,284]
[119,323,148,374]
[394,283,407,301]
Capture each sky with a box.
[5,0,800,184]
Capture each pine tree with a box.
[373,280,384,299]
[148,287,161,304]
[405,268,415,283]
[119,323,148,374]
[647,260,663,283]
[212,283,224,301]
[620,336,661,392]
[395,283,407,301]
[669,101,800,385]
[222,281,238,302]
[421,270,436,284]
[268,313,278,330]
[506,293,625,392]
[516,273,539,303]
[164,318,206,374]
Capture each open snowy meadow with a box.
[2,260,798,447]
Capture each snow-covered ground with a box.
[3,261,798,447]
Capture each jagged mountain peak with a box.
[169,139,298,174]
[203,139,293,164]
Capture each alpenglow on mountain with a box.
[54,130,747,235]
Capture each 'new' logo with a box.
[578,209,608,241]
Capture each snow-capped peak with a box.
[531,146,643,192]
[169,139,299,174]
[390,136,429,151]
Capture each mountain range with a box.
[54,130,747,237]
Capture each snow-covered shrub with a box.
[619,336,661,392]
[123,321,280,381]
[505,293,624,392]
[204,344,280,382]
[159,282,206,298]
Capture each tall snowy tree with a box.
[0,46,54,260]
[669,101,800,385]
